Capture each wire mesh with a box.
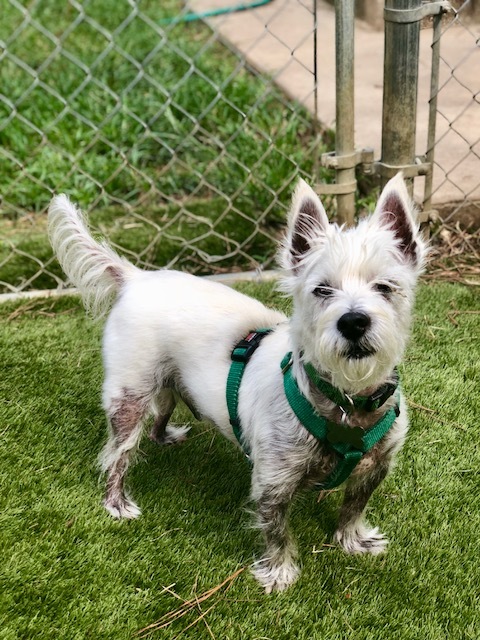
[429,0,480,225]
[0,0,323,295]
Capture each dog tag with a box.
[326,421,365,450]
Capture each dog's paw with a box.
[103,495,141,520]
[334,523,388,555]
[149,424,190,446]
[251,558,300,593]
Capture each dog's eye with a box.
[313,284,334,298]
[374,282,394,297]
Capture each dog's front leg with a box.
[251,486,301,593]
[334,459,391,555]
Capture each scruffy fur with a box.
[48,175,426,592]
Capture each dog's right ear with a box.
[282,179,329,271]
[372,173,427,267]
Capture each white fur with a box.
[334,522,388,555]
[48,195,138,318]
[252,555,301,594]
[48,174,426,592]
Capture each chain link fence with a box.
[0,0,324,295]
[429,0,480,226]
[0,0,478,297]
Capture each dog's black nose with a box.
[337,311,371,341]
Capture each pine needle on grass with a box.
[137,567,245,638]
[447,309,480,326]
[407,399,467,431]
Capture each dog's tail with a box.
[48,195,139,319]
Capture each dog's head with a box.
[280,174,428,394]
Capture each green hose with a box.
[160,0,275,25]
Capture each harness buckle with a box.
[363,381,397,412]
[231,330,271,363]
[281,354,293,374]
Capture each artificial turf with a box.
[0,280,478,639]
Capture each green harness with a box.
[226,330,400,489]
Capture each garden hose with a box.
[161,0,275,25]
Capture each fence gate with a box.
[320,0,480,229]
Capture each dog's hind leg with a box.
[100,390,151,519]
[149,388,190,445]
[334,460,390,555]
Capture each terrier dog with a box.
[48,174,426,592]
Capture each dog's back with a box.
[48,193,286,434]
[101,269,286,429]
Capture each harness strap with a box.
[304,360,398,412]
[226,337,400,489]
[226,329,272,458]
[281,352,399,489]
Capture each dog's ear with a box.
[372,173,425,265]
[283,179,329,270]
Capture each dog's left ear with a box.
[282,179,329,271]
[372,173,424,265]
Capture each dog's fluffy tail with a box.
[48,195,138,319]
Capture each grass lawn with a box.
[0,280,478,639]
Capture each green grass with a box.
[0,0,333,291]
[0,281,478,639]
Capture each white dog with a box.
[48,174,426,592]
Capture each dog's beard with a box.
[311,320,405,394]
[318,346,391,393]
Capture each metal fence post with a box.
[317,1,374,225]
[422,6,447,220]
[381,0,422,196]
[334,0,356,225]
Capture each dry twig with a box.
[6,299,75,321]
[425,223,480,286]
[407,399,466,431]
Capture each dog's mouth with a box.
[344,343,376,360]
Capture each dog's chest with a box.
[300,437,385,489]
[298,404,390,489]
